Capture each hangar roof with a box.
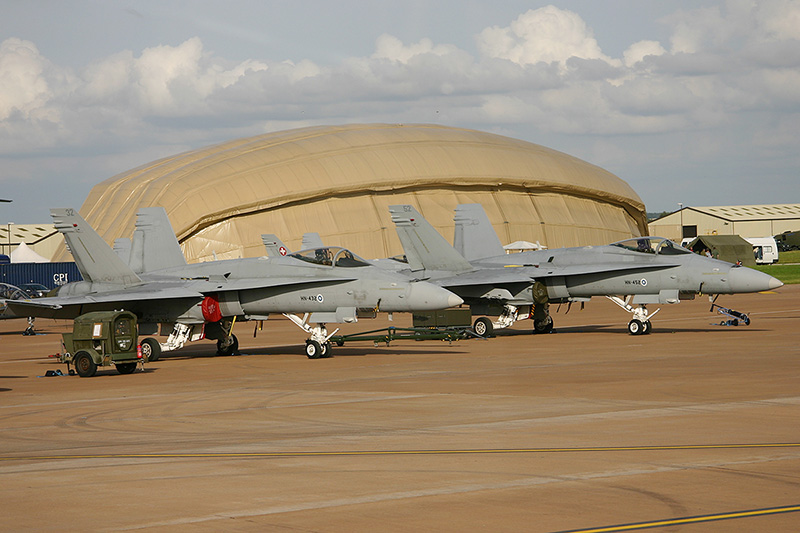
[689,204,800,221]
[66,124,647,262]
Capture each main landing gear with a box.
[607,296,660,336]
[284,313,338,359]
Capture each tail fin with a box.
[389,205,473,273]
[454,204,505,261]
[129,207,187,273]
[262,234,290,257]
[51,208,142,285]
[302,232,324,249]
[114,238,132,265]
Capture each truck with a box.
[60,310,145,377]
[744,237,779,265]
[774,230,800,252]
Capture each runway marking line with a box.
[2,442,800,462]
[553,504,800,532]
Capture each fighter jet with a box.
[383,204,782,336]
[2,208,462,359]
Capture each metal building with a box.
[649,204,800,242]
[55,123,648,263]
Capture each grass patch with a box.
[778,250,800,264]
[748,249,800,284]
[753,264,800,284]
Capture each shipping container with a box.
[0,262,83,290]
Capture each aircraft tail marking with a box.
[262,234,290,257]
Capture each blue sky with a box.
[1,0,798,223]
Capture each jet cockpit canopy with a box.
[611,237,692,255]
[289,247,371,267]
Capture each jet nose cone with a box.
[728,266,783,293]
[408,282,463,310]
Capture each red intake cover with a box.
[201,295,223,323]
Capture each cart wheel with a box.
[473,317,493,337]
[140,337,161,362]
[305,340,322,359]
[74,351,97,378]
[115,362,137,374]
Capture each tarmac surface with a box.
[1,286,799,532]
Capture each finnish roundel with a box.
[279,246,287,256]
[317,294,324,303]
[640,278,648,286]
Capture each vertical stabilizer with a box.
[51,208,142,285]
[129,207,187,273]
[262,234,290,257]
[302,232,324,249]
[454,204,505,261]
[389,205,473,273]
[114,238,132,265]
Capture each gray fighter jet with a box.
[382,204,782,336]
[2,208,462,359]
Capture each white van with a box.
[745,237,779,264]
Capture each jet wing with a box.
[2,277,358,319]
[2,287,205,317]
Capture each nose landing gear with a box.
[284,313,338,359]
[607,296,660,335]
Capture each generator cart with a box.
[60,310,144,377]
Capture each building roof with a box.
[60,124,648,262]
[689,204,800,221]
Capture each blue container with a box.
[0,262,83,290]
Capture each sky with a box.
[1,0,799,223]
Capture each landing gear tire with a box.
[216,334,239,356]
[305,340,323,359]
[115,362,137,374]
[533,316,554,334]
[642,320,652,335]
[628,319,644,335]
[74,351,97,378]
[473,317,493,337]
[140,337,161,362]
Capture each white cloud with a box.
[372,34,459,64]
[0,38,60,121]
[623,40,667,67]
[2,3,798,146]
[476,6,617,68]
